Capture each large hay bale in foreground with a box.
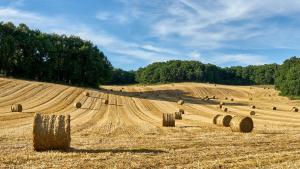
[230,116,253,133]
[33,113,71,151]
[174,112,182,120]
[250,111,255,116]
[74,102,82,108]
[11,104,22,112]
[162,113,175,127]
[83,91,90,97]
[213,114,222,124]
[215,115,232,127]
[177,100,184,105]
[179,109,184,114]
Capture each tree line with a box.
[0,22,112,87]
[135,60,279,85]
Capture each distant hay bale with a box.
[74,102,82,109]
[110,89,113,92]
[292,107,299,112]
[249,98,253,100]
[212,96,216,99]
[220,102,225,106]
[273,107,277,110]
[11,104,22,112]
[205,96,209,99]
[213,114,221,124]
[33,113,71,151]
[179,109,185,114]
[177,100,184,105]
[83,91,90,97]
[223,107,228,112]
[174,112,182,120]
[219,104,223,109]
[162,113,175,127]
[230,116,254,133]
[225,97,228,100]
[230,98,234,101]
[104,99,109,104]
[251,105,256,109]
[250,111,255,115]
[215,115,232,127]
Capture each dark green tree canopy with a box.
[0,22,112,87]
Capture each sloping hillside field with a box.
[1,77,300,168]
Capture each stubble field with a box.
[0,77,300,168]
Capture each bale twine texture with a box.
[162,113,175,127]
[33,113,71,151]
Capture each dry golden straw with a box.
[174,112,182,120]
[215,115,232,127]
[33,113,71,151]
[230,116,254,133]
[11,104,22,112]
[177,100,184,105]
[74,102,82,108]
[162,113,175,127]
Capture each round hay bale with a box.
[212,96,216,99]
[205,96,209,99]
[292,107,299,112]
[250,111,255,115]
[33,113,71,151]
[223,107,228,112]
[213,114,222,124]
[83,91,90,97]
[219,104,223,109]
[249,98,253,100]
[74,102,82,109]
[273,107,277,110]
[230,98,234,101]
[251,105,256,109]
[11,104,22,112]
[162,113,175,127]
[230,116,253,133]
[225,97,228,100]
[104,99,109,104]
[215,115,232,127]
[179,109,184,114]
[174,112,182,120]
[220,102,225,106]
[177,100,184,105]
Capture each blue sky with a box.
[1,0,300,70]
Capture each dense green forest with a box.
[275,57,300,97]
[135,60,279,85]
[0,22,112,87]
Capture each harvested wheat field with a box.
[1,77,300,168]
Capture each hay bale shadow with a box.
[61,148,167,154]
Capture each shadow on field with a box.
[63,148,166,154]
[97,88,248,106]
